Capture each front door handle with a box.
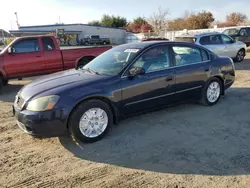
[166,76,173,81]
[205,67,210,72]
[36,55,41,58]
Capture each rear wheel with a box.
[235,49,245,62]
[0,76,3,91]
[68,100,113,143]
[200,78,222,106]
[76,57,95,69]
[3,79,8,85]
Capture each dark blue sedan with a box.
[13,41,235,143]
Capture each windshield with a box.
[83,46,141,76]
[223,29,240,35]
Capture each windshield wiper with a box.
[80,68,99,75]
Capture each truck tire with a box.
[77,57,95,69]
[103,41,107,45]
[0,76,3,90]
[3,79,8,85]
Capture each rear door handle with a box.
[166,76,173,81]
[205,67,210,72]
[36,56,41,58]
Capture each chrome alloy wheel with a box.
[207,81,221,103]
[79,108,108,138]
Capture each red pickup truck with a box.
[0,35,112,88]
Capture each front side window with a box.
[129,45,170,73]
[84,45,141,76]
[240,29,248,36]
[173,46,202,66]
[221,35,233,44]
[12,39,40,53]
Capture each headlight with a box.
[26,95,60,112]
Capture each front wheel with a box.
[68,100,113,143]
[200,78,222,106]
[235,49,245,62]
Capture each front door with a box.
[172,45,210,99]
[4,38,46,78]
[121,44,175,115]
[221,34,237,58]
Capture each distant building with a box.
[9,23,127,45]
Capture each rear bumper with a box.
[13,105,68,137]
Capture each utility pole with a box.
[15,12,20,29]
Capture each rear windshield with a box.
[174,37,197,43]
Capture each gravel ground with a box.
[1,55,250,188]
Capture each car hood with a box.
[19,69,108,100]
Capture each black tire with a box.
[200,78,222,106]
[235,49,245,62]
[76,57,95,69]
[103,41,107,45]
[3,79,8,85]
[68,100,113,143]
[0,76,3,91]
[84,41,89,46]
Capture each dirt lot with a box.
[1,56,250,188]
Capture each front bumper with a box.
[13,105,68,137]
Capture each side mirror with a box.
[8,47,14,54]
[128,67,145,77]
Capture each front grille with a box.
[16,96,25,109]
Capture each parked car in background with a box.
[140,37,169,42]
[223,27,250,47]
[0,35,112,89]
[13,41,235,143]
[175,32,247,62]
[80,35,110,45]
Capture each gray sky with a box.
[1,0,250,31]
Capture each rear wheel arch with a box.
[67,96,119,129]
[75,56,96,69]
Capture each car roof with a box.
[194,32,221,37]
[116,41,208,50]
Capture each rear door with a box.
[41,37,63,73]
[121,44,176,115]
[4,38,46,78]
[199,35,227,56]
[172,44,210,99]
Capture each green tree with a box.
[88,20,101,26]
[133,17,148,25]
[100,14,128,28]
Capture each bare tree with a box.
[226,12,247,26]
[147,7,170,34]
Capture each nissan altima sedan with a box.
[13,41,235,143]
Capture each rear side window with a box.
[13,39,40,53]
[42,37,55,51]
[200,35,222,45]
[173,46,202,66]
